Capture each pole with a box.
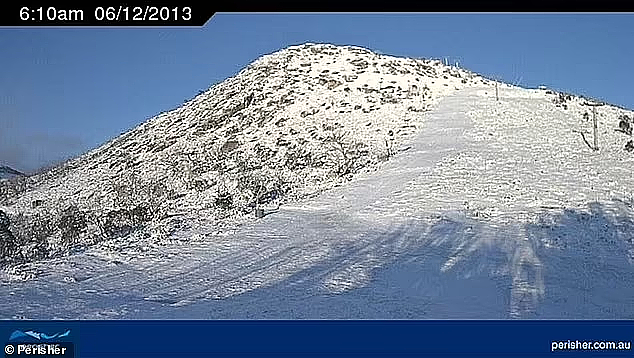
[495,81,499,102]
[592,106,598,151]
[584,101,604,151]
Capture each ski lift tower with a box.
[583,101,605,151]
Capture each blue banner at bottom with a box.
[1,320,632,357]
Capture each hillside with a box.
[1,43,633,319]
[0,165,24,180]
[0,43,486,264]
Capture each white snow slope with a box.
[1,44,634,319]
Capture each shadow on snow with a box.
[147,200,634,319]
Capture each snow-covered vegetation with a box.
[0,43,483,265]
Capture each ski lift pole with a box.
[583,101,604,151]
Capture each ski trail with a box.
[302,87,477,217]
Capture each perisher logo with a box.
[8,330,70,341]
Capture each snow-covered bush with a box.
[323,131,371,177]
[214,189,233,211]
[0,210,18,265]
[0,176,33,205]
[283,146,313,170]
[95,206,151,239]
[618,114,632,136]
[236,167,286,209]
[58,204,88,248]
[616,115,633,152]
[109,170,170,222]
[0,181,8,204]
[4,210,54,265]
[552,92,572,109]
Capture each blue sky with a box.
[1,13,633,173]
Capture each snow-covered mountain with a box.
[0,165,24,180]
[1,43,633,319]
[0,43,486,259]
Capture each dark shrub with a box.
[101,209,134,238]
[3,211,54,264]
[618,115,632,136]
[99,205,151,239]
[58,204,87,249]
[214,192,233,210]
[0,210,17,263]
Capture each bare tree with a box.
[324,131,368,177]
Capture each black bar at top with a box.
[1,2,633,27]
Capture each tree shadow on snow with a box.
[523,200,634,318]
[130,201,634,319]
